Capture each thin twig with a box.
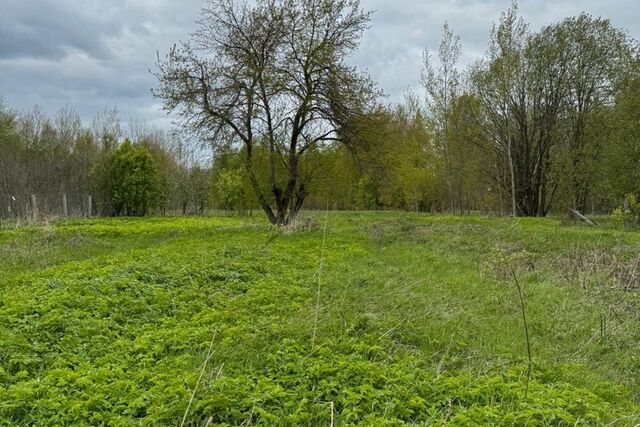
[240,404,256,427]
[378,316,410,340]
[436,337,455,378]
[509,267,532,399]
[330,401,334,427]
[180,330,218,427]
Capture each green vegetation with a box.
[102,139,159,217]
[3,0,640,424]
[1,213,639,425]
[4,2,640,227]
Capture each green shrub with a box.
[612,193,640,228]
[106,139,159,216]
[212,168,249,213]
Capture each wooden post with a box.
[30,194,38,223]
[569,208,597,227]
[87,195,92,218]
[62,193,68,217]
[9,195,16,218]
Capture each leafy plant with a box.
[1,213,639,425]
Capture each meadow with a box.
[1,212,639,426]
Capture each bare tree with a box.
[92,108,122,150]
[154,0,378,225]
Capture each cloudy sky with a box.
[1,0,638,131]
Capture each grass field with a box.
[1,212,639,426]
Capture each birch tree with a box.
[422,22,463,213]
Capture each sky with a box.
[1,0,638,132]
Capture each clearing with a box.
[1,213,639,425]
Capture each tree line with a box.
[2,0,640,224]
[155,0,640,224]
[0,104,218,219]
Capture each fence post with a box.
[30,194,38,223]
[87,195,92,218]
[8,195,16,218]
[63,193,68,217]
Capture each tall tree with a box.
[422,22,463,213]
[472,3,525,216]
[155,0,379,225]
[472,2,568,216]
[551,14,633,212]
[602,66,640,204]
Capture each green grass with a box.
[1,212,639,425]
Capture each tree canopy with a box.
[154,0,379,225]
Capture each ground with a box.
[0,212,639,426]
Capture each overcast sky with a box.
[1,0,638,132]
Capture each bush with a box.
[612,193,640,228]
[105,139,159,216]
[212,168,249,213]
[354,175,379,210]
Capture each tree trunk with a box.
[30,194,38,223]
[286,183,307,225]
[508,146,517,217]
[244,147,277,225]
[273,156,304,226]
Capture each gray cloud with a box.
[0,0,638,132]
[353,0,640,103]
[0,1,111,60]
